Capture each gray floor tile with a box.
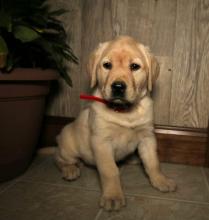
[98,196,209,220]
[0,208,25,220]
[121,163,209,202]
[203,168,209,187]
[1,155,209,220]
[0,181,14,194]
[21,156,101,191]
[20,155,130,191]
[17,155,48,178]
[0,181,101,220]
[0,155,44,193]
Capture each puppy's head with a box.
[87,36,160,106]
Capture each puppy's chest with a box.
[109,128,139,160]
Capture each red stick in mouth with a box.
[80,94,108,104]
[80,93,133,113]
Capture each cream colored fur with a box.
[55,36,176,211]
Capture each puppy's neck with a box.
[90,91,153,129]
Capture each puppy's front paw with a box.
[62,164,80,181]
[151,175,177,192]
[100,193,126,211]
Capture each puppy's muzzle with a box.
[111,81,127,99]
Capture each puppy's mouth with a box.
[106,98,134,112]
[80,94,135,113]
[109,97,126,103]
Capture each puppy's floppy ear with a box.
[87,42,109,88]
[138,44,160,91]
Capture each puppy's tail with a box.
[38,147,57,156]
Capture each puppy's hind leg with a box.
[55,148,81,181]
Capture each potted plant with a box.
[0,0,78,181]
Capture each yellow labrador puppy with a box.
[56,36,176,211]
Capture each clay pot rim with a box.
[0,68,59,81]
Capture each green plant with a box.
[0,0,78,86]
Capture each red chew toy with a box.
[80,93,133,113]
[80,93,108,104]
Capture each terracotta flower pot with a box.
[0,68,58,182]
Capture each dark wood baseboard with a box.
[155,125,208,166]
[40,116,209,167]
[39,116,75,147]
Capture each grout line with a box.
[18,179,209,207]
[200,167,209,193]
[18,179,101,193]
[0,178,21,195]
[11,157,209,208]
[124,192,209,206]
[94,209,103,220]
[17,156,52,182]
[0,156,50,195]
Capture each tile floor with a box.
[1,155,209,220]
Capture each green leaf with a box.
[14,25,40,42]
[28,15,48,28]
[5,55,14,71]
[49,9,68,16]
[0,10,12,31]
[0,36,8,54]
[0,36,8,68]
[60,68,72,86]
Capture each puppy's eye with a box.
[130,63,141,71]
[103,62,112,70]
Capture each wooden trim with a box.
[155,125,207,166]
[155,125,207,137]
[205,122,209,167]
[39,116,209,167]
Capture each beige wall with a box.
[47,0,209,128]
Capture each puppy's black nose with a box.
[111,81,127,97]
